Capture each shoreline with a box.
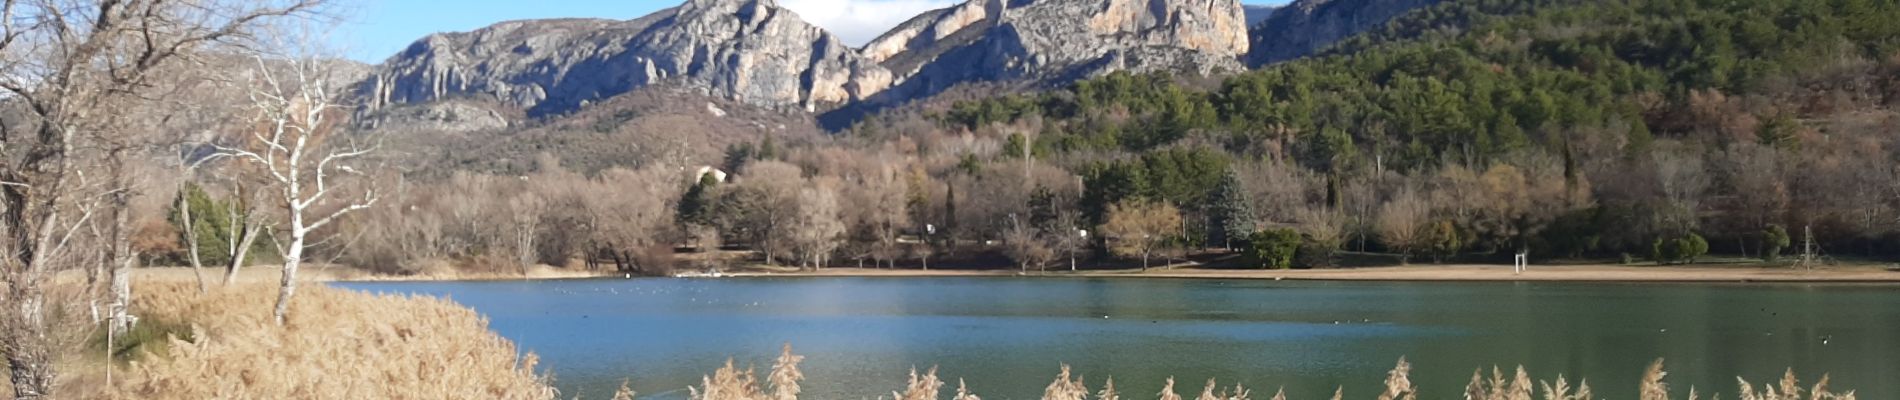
[128,263,1900,284]
[723,264,1900,283]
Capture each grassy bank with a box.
[52,282,558,399]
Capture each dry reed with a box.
[1195,378,1251,400]
[1376,357,1417,400]
[612,379,637,400]
[682,349,1860,400]
[1641,359,1670,400]
[95,282,556,399]
[1159,377,1183,400]
[1044,364,1089,400]
[955,378,982,400]
[893,366,946,400]
[1736,369,1856,400]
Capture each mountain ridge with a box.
[353,0,1438,133]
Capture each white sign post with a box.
[1513,252,1529,275]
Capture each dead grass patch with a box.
[89,283,556,399]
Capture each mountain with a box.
[1245,0,1441,67]
[356,0,893,118]
[1242,4,1278,27]
[358,0,1261,133]
[863,0,1252,101]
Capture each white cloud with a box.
[780,0,958,46]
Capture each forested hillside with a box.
[179,0,1900,274]
[851,0,1900,263]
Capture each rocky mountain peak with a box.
[860,0,1250,103]
[357,0,892,118]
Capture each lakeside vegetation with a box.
[18,280,1862,400]
[680,347,1859,400]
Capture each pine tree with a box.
[677,173,721,227]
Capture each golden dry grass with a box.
[86,282,556,399]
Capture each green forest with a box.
[844,0,1900,266]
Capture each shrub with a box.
[1653,233,1709,265]
[1683,233,1709,264]
[1295,239,1336,269]
[1423,220,1463,263]
[1248,228,1302,269]
[1763,225,1792,261]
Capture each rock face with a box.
[357,0,893,116]
[1246,0,1442,67]
[863,0,1251,100]
[358,0,1258,129]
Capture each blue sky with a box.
[339,0,1288,63]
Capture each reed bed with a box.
[89,283,557,399]
[688,350,1857,400]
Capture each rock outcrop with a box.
[357,0,893,116]
[1246,0,1442,67]
[863,0,1251,100]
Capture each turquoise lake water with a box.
[336,277,1900,399]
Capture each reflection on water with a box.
[337,278,1900,399]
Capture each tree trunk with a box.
[223,222,261,286]
[105,160,137,337]
[178,189,207,293]
[5,281,56,400]
[274,210,308,326]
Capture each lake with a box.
[336,277,1900,399]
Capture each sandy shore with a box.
[728,264,1900,283]
[122,262,1900,284]
[127,264,615,284]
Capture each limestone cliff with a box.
[863,0,1252,100]
[357,0,893,116]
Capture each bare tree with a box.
[2,0,330,394]
[1100,199,1183,270]
[1002,215,1053,272]
[507,191,545,276]
[587,167,680,274]
[724,161,803,266]
[1047,211,1085,271]
[1653,145,1710,233]
[219,181,270,285]
[788,178,845,270]
[1377,188,1430,264]
[209,53,376,326]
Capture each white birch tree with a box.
[208,53,375,326]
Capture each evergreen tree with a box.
[677,173,721,227]
[1206,171,1256,251]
